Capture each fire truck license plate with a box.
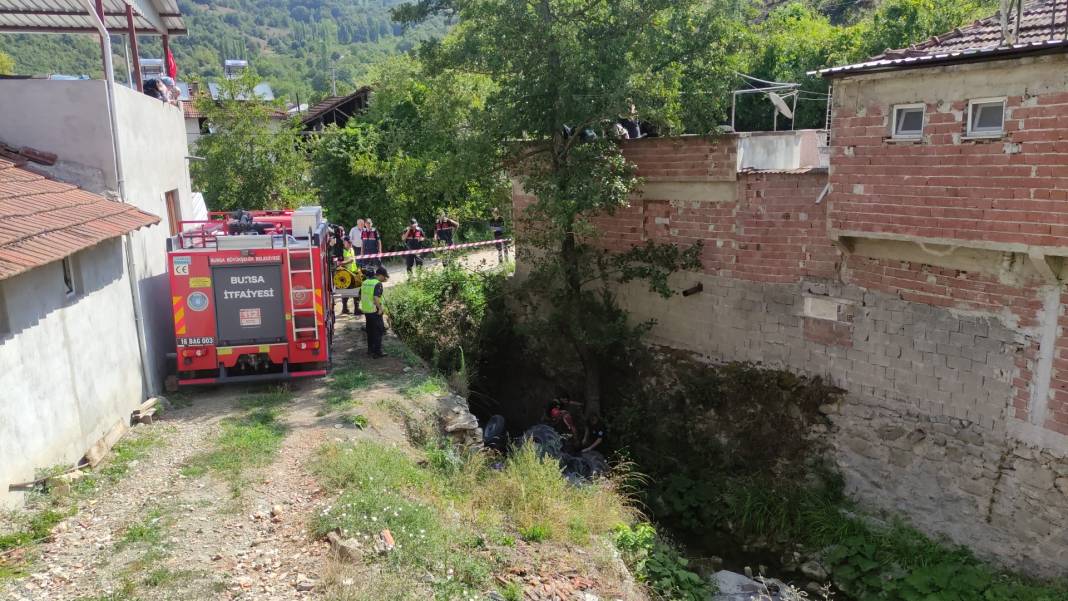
[239,308,263,327]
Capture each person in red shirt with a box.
[401,219,426,274]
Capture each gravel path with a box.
[2,250,505,601]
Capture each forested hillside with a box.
[0,0,447,103]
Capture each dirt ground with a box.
[0,309,417,601]
[0,249,505,601]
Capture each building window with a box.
[892,104,924,139]
[61,256,77,298]
[967,98,1006,137]
[165,189,182,236]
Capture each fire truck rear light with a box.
[195,349,205,357]
[181,350,193,358]
[299,342,308,350]
[313,341,321,350]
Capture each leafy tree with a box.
[0,49,13,75]
[310,55,506,248]
[397,0,739,416]
[190,71,314,211]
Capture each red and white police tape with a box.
[354,238,512,260]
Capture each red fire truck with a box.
[165,207,335,387]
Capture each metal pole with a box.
[731,91,737,131]
[81,0,155,398]
[126,5,142,91]
[791,92,798,130]
[162,34,171,76]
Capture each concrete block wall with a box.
[514,132,1068,576]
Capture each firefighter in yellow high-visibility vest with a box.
[338,237,362,314]
[360,266,389,358]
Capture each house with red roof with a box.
[0,1,203,507]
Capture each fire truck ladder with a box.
[287,241,320,342]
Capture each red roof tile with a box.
[0,157,160,281]
[820,0,1068,76]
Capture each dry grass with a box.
[310,440,638,600]
[473,445,635,545]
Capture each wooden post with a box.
[162,34,171,75]
[126,5,142,92]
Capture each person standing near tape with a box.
[361,219,383,268]
[434,212,459,265]
[401,219,426,274]
[360,266,389,358]
[489,207,508,264]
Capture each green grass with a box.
[400,374,447,399]
[118,507,170,548]
[99,432,166,482]
[142,567,195,588]
[329,368,370,392]
[310,440,636,600]
[518,523,550,542]
[344,413,369,429]
[237,387,292,411]
[182,409,287,496]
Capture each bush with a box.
[613,522,712,601]
[386,264,510,374]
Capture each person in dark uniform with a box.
[401,219,426,274]
[581,414,607,453]
[359,266,389,358]
[434,212,459,265]
[360,219,383,268]
[489,207,507,264]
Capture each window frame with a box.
[966,97,1007,138]
[891,103,926,139]
[61,256,77,298]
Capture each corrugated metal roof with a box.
[818,0,1068,77]
[301,87,372,126]
[0,155,160,281]
[0,0,185,35]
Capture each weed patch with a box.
[182,409,286,496]
[312,440,635,600]
[400,374,447,399]
[237,387,292,411]
[99,432,165,482]
[329,368,370,393]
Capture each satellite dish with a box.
[768,91,794,120]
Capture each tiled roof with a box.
[819,0,1068,76]
[0,157,160,281]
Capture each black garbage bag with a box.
[483,415,507,452]
[581,451,608,477]
[521,424,564,459]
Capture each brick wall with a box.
[512,127,1068,575]
[829,59,1068,251]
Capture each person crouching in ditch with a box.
[360,266,389,358]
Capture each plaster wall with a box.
[0,79,198,388]
[0,241,142,508]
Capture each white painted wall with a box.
[736,129,826,171]
[113,85,195,388]
[0,241,142,508]
[0,79,197,388]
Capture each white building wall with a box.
[0,241,142,508]
[0,79,197,390]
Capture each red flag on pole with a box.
[165,44,178,80]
